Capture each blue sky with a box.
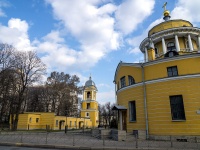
[0,0,200,104]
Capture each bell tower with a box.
[81,76,99,127]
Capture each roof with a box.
[85,76,96,87]
[112,105,127,110]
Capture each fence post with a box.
[20,132,23,143]
[195,137,197,143]
[103,135,105,146]
[73,134,75,146]
[135,134,138,148]
[46,132,48,144]
[170,136,173,148]
[65,126,67,134]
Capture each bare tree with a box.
[26,86,47,112]
[99,102,117,128]
[0,44,17,126]
[10,51,46,130]
[46,72,80,116]
[0,44,15,75]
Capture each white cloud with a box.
[171,0,200,23]
[0,1,9,17]
[97,90,115,105]
[115,0,155,35]
[97,83,111,88]
[127,18,163,55]
[37,0,121,73]
[0,18,34,51]
[46,0,119,49]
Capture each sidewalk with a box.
[0,131,199,150]
[0,142,179,150]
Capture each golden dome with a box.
[163,10,170,17]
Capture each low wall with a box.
[92,129,127,141]
[111,129,126,141]
[149,135,200,142]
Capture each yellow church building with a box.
[14,76,99,130]
[114,4,200,140]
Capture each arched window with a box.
[87,92,91,99]
[167,42,176,51]
[120,76,126,88]
[128,75,135,85]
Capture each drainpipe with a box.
[141,63,149,139]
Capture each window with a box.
[120,76,126,88]
[70,121,72,127]
[87,92,91,99]
[87,103,90,109]
[86,112,89,117]
[155,47,158,54]
[167,42,176,51]
[129,101,136,122]
[36,118,39,123]
[56,120,58,126]
[29,117,32,123]
[128,75,135,85]
[170,95,186,121]
[167,66,178,77]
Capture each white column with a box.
[197,35,200,51]
[188,34,194,51]
[175,35,180,52]
[119,111,122,130]
[162,37,167,54]
[145,47,148,62]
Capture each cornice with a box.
[117,73,200,94]
[143,53,200,67]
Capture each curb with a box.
[0,142,175,150]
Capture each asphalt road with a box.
[0,146,62,150]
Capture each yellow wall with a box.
[117,86,146,132]
[16,112,93,130]
[27,114,41,129]
[115,55,200,136]
[39,113,55,129]
[146,78,200,135]
[144,57,200,81]
[17,114,28,130]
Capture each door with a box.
[122,111,127,131]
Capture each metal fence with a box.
[0,129,199,149]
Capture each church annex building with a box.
[13,76,99,130]
[114,5,200,140]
